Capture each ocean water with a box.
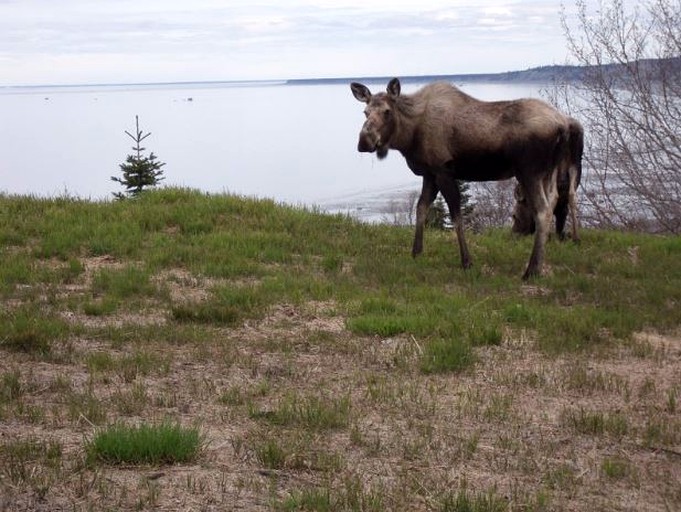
[0,80,544,218]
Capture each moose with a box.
[512,117,583,242]
[351,78,579,280]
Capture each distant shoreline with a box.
[287,64,586,86]
[2,56,677,92]
[0,64,582,91]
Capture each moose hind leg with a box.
[568,170,580,243]
[436,174,472,269]
[412,174,439,258]
[521,175,556,280]
[554,199,569,241]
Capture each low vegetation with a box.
[0,188,679,511]
[86,422,201,465]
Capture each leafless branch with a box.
[551,0,680,233]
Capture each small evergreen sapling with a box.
[426,194,448,230]
[426,181,474,230]
[459,180,475,221]
[112,115,165,199]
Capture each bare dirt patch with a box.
[1,293,680,511]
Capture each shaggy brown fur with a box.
[351,78,575,279]
[512,118,584,242]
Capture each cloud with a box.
[0,0,574,85]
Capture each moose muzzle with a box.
[357,125,381,153]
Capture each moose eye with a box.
[383,109,391,119]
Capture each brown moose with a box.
[512,117,583,242]
[351,78,578,280]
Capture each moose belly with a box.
[445,149,515,182]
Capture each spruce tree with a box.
[111,116,165,199]
[458,180,474,221]
[426,194,448,229]
[425,181,474,230]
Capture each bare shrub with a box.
[467,181,516,233]
[385,182,515,232]
[381,189,419,226]
[552,0,681,233]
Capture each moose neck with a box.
[389,94,421,154]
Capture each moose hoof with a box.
[522,268,541,281]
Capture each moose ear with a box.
[387,78,401,98]
[351,82,372,103]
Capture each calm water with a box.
[0,80,544,217]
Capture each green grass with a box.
[438,482,509,512]
[562,364,630,397]
[643,415,681,447]
[67,390,108,426]
[1,369,23,404]
[0,188,679,510]
[276,474,384,512]
[1,188,678,383]
[601,457,633,480]
[86,350,169,383]
[250,392,351,431]
[172,282,273,326]
[0,189,678,358]
[0,438,63,489]
[0,306,70,356]
[560,407,629,438]
[86,422,202,465]
[252,434,344,472]
[420,336,476,374]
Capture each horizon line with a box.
[0,63,581,90]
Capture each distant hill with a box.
[288,57,680,86]
[286,65,577,86]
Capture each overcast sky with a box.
[0,0,587,86]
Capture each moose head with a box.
[350,78,402,159]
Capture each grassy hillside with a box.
[1,188,679,511]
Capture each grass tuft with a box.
[0,438,63,487]
[439,482,508,512]
[601,457,633,480]
[277,474,383,512]
[420,336,476,374]
[250,393,351,431]
[560,407,629,438]
[0,307,69,356]
[86,422,201,465]
[1,370,23,404]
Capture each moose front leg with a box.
[412,174,439,257]
[436,173,472,270]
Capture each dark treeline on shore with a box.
[288,56,681,86]
[4,57,678,91]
